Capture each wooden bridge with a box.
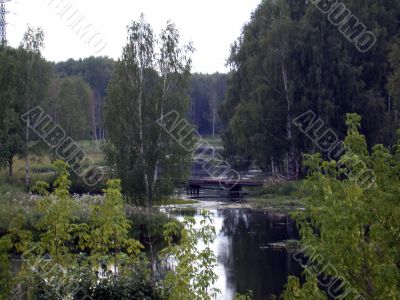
[186,175,267,195]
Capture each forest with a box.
[220,0,400,176]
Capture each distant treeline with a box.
[52,57,115,140]
[0,42,228,178]
[53,59,227,139]
[220,0,400,175]
[189,73,227,135]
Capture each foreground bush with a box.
[283,114,400,299]
[0,160,219,300]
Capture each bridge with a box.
[186,173,267,196]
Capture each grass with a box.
[248,195,304,212]
[157,198,199,206]
[0,140,106,191]
[246,180,304,212]
[77,140,106,164]
[0,179,37,236]
[167,207,198,216]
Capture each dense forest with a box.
[220,0,400,175]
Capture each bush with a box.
[125,207,179,245]
[28,258,165,300]
[0,186,35,237]
[0,178,23,194]
[91,263,164,300]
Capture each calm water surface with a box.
[170,192,302,300]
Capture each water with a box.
[169,194,302,300]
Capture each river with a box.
[167,190,303,300]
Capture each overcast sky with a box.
[5,0,260,73]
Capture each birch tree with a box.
[106,15,193,206]
[20,26,48,189]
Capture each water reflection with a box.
[173,208,302,300]
[216,209,301,299]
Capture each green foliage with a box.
[89,260,163,300]
[235,290,253,300]
[0,158,222,299]
[105,15,193,206]
[54,56,115,98]
[7,213,32,253]
[0,188,35,236]
[46,76,92,140]
[126,207,178,243]
[0,160,151,298]
[88,179,143,270]
[0,47,23,176]
[52,160,71,197]
[0,178,23,194]
[221,0,400,173]
[0,236,13,299]
[259,180,301,197]
[35,162,76,263]
[31,180,50,196]
[20,26,52,189]
[160,210,220,300]
[48,57,115,141]
[282,275,327,300]
[158,198,199,205]
[282,114,400,299]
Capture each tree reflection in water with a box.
[215,209,302,300]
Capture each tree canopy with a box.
[105,16,193,206]
[220,0,400,175]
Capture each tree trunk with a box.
[25,56,34,191]
[137,57,151,208]
[146,208,155,278]
[271,156,276,176]
[212,100,216,137]
[8,156,13,177]
[281,56,296,177]
[92,91,98,141]
[25,117,30,190]
[149,73,167,207]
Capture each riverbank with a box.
[245,180,304,212]
[247,195,304,212]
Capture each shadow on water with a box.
[169,190,303,300]
[216,208,302,299]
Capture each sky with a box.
[5,0,261,73]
